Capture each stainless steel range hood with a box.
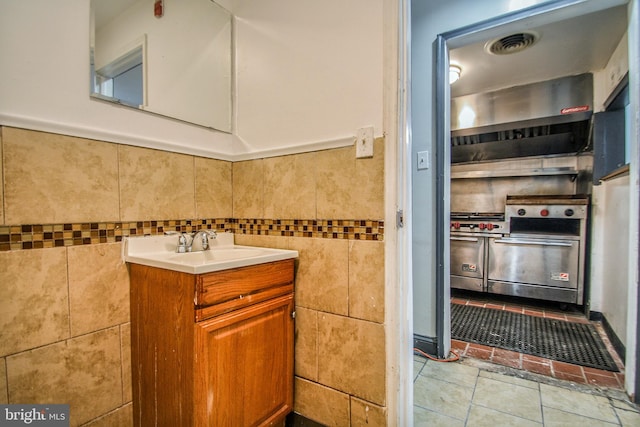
[451,74,593,163]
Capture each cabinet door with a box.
[194,294,294,426]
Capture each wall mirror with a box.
[90,0,232,132]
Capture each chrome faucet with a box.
[190,230,217,252]
[168,230,217,253]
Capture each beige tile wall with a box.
[0,127,232,426]
[118,146,196,221]
[232,139,386,425]
[3,128,120,224]
[233,140,384,221]
[0,127,386,426]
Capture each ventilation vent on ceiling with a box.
[486,32,539,55]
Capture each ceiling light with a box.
[449,65,461,84]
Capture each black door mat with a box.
[451,304,619,372]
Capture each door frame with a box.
[432,0,639,401]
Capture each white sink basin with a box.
[123,233,298,274]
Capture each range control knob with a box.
[487,223,495,230]
[540,209,549,217]
[517,208,526,216]
[479,223,486,230]
[565,209,574,217]
[452,221,460,229]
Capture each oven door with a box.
[488,236,579,289]
[450,235,485,292]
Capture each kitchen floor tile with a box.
[414,355,640,427]
[414,375,474,420]
[522,358,553,377]
[542,406,619,426]
[465,343,493,360]
[553,370,588,384]
[419,359,479,388]
[539,383,619,424]
[478,369,539,390]
[467,405,542,427]
[473,376,543,422]
[414,359,426,380]
[414,406,465,427]
[551,360,584,376]
[585,372,623,389]
[614,407,640,426]
[452,339,469,353]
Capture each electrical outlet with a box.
[356,126,374,158]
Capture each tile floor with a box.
[414,355,640,426]
[414,292,640,426]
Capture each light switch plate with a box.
[356,127,374,158]
[417,150,430,170]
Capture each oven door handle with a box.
[494,238,573,247]
[450,236,480,242]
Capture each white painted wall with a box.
[0,0,385,161]
[588,32,629,335]
[232,0,384,156]
[593,176,630,343]
[593,33,629,110]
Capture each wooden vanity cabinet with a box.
[129,259,295,426]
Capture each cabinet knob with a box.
[291,311,296,319]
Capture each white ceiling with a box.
[450,4,628,97]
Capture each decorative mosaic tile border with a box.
[0,218,384,251]
[235,219,384,240]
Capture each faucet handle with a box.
[176,233,190,253]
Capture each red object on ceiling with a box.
[154,0,163,18]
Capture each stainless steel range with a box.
[450,212,506,292]
[487,195,589,304]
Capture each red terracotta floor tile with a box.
[554,370,588,384]
[552,360,584,376]
[466,343,493,360]
[467,300,486,308]
[493,347,520,360]
[486,303,504,310]
[523,309,544,317]
[522,358,553,376]
[585,372,623,388]
[451,339,468,353]
[492,355,522,369]
[567,316,590,324]
[522,354,547,365]
[583,366,618,378]
[543,312,568,321]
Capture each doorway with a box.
[411,0,639,402]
